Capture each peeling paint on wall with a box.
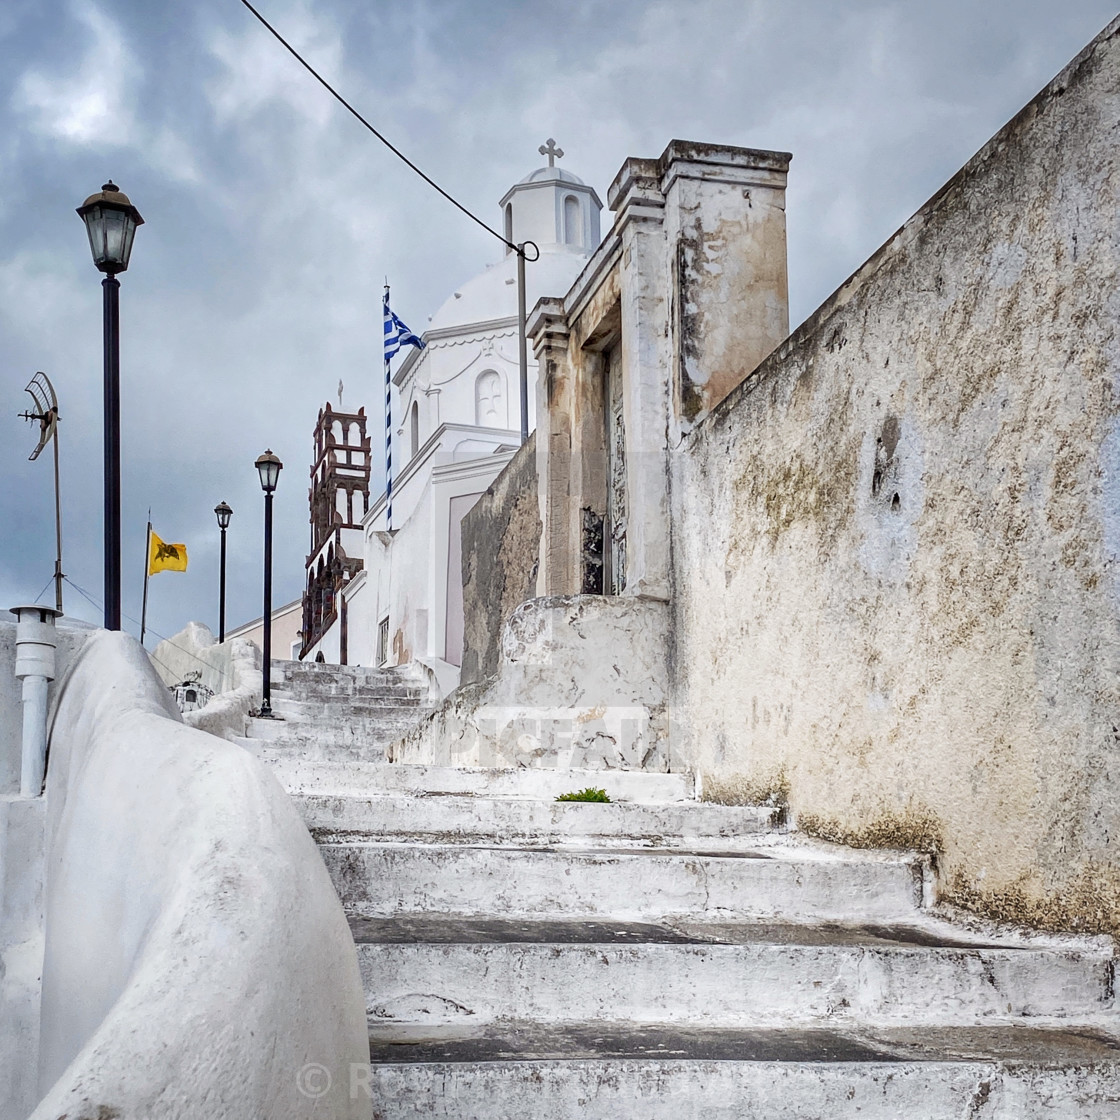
[671,21,1120,934]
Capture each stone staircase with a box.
[237,659,433,762]
[242,660,1120,1118]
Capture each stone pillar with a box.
[531,140,791,605]
[609,157,672,600]
[660,140,791,438]
[529,298,574,596]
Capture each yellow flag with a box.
[149,530,188,575]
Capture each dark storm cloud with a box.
[1,0,1116,641]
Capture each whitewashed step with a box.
[364,1025,1120,1120]
[325,841,925,923]
[270,696,425,721]
[299,792,783,847]
[260,759,693,803]
[272,659,416,685]
[352,917,1114,1029]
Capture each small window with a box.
[410,401,419,458]
[377,617,390,666]
[564,195,581,246]
[504,203,514,252]
[184,689,197,703]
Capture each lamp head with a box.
[214,500,233,529]
[77,181,144,274]
[255,449,282,494]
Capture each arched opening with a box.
[504,203,514,252]
[475,370,503,427]
[410,400,420,458]
[564,195,581,246]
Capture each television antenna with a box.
[19,372,64,613]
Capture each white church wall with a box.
[32,630,369,1119]
[308,149,601,672]
[341,569,373,667]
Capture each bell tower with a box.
[301,402,371,658]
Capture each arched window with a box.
[504,204,514,253]
[475,370,503,427]
[410,400,420,458]
[564,195,581,246]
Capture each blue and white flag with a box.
[383,291,424,362]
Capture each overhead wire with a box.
[234,0,536,260]
[61,576,219,680]
[32,574,56,605]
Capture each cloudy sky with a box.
[1,0,1116,646]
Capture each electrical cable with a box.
[61,576,215,674]
[235,0,537,261]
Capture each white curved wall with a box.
[31,631,370,1119]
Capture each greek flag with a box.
[383,291,424,361]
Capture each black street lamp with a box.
[77,181,143,631]
[255,450,282,717]
[214,501,233,643]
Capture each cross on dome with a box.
[539,138,564,167]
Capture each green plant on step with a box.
[555,787,611,803]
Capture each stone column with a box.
[660,140,791,439]
[609,157,672,601]
[529,298,573,596]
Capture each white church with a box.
[298,142,602,690]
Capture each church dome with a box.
[518,165,587,186]
[498,141,603,259]
[423,143,604,336]
[428,247,590,334]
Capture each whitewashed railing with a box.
[29,630,369,1119]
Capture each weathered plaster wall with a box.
[392,595,670,772]
[461,433,541,685]
[662,142,790,431]
[671,19,1120,934]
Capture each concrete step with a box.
[299,792,783,847]
[272,661,424,698]
[241,717,420,749]
[270,696,426,719]
[351,916,1114,1029]
[241,739,393,766]
[261,759,694,803]
[325,841,925,923]
[362,1022,1120,1119]
[261,701,426,727]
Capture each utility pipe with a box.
[10,605,61,798]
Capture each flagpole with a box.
[383,285,393,532]
[140,515,151,647]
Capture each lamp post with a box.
[214,501,232,643]
[76,182,143,631]
[255,450,282,717]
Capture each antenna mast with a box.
[19,372,64,613]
